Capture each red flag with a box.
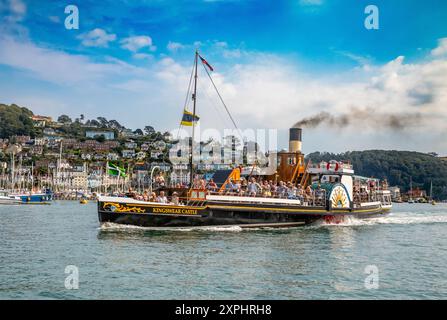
[199,55,214,72]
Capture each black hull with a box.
[98,200,389,228]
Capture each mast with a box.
[430,180,433,200]
[189,50,199,187]
[11,152,15,191]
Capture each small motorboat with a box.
[0,191,22,205]
[80,198,89,204]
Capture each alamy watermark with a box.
[64,5,79,30]
[364,265,379,289]
[65,265,79,290]
[364,5,379,30]
[169,127,278,171]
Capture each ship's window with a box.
[288,156,296,165]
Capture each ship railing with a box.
[353,191,383,205]
[207,189,327,207]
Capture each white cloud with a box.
[1,33,447,153]
[77,28,117,48]
[121,36,156,52]
[0,36,143,84]
[299,0,323,6]
[133,53,153,60]
[0,0,26,23]
[9,0,25,15]
[431,37,447,57]
[167,41,185,52]
[48,15,61,23]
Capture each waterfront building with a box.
[389,186,401,201]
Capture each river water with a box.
[0,202,446,299]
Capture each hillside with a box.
[0,103,35,139]
[306,150,447,200]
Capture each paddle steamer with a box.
[98,51,391,228]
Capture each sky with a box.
[0,0,446,154]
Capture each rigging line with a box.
[201,62,245,142]
[197,80,232,131]
[176,56,196,140]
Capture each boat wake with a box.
[99,211,447,232]
[99,222,243,232]
[312,212,447,228]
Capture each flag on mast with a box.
[181,109,200,126]
[107,162,127,177]
[199,55,214,72]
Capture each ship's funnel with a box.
[289,128,302,153]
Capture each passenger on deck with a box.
[297,184,305,202]
[171,192,180,205]
[225,178,236,194]
[149,192,157,202]
[125,188,137,199]
[247,177,261,196]
[305,185,313,203]
[315,184,324,205]
[206,179,218,192]
[233,180,241,194]
[262,181,272,197]
[157,191,168,204]
[269,180,277,196]
[287,182,297,199]
[240,178,248,193]
[277,181,287,198]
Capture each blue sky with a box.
[1,0,447,153]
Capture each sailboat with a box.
[408,177,415,203]
[6,146,53,205]
[97,51,391,228]
[430,180,436,205]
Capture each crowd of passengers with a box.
[125,189,182,205]
[204,177,326,203]
[124,176,328,206]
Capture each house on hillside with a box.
[85,130,115,140]
[31,115,53,127]
[122,149,136,159]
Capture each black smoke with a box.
[293,107,423,130]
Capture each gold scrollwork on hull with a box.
[103,202,146,213]
[330,186,349,209]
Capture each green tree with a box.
[0,103,35,138]
[58,114,72,124]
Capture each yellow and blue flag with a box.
[181,109,200,126]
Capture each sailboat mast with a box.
[430,180,433,200]
[189,50,199,187]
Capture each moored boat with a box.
[0,191,22,205]
[10,188,53,204]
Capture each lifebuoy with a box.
[327,161,340,171]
